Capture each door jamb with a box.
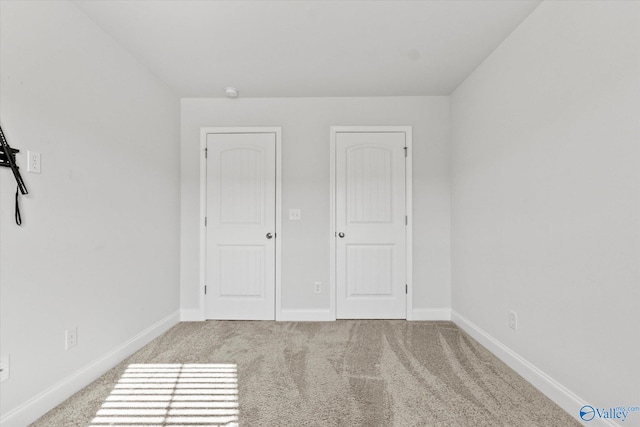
[199,127,282,321]
[329,126,413,320]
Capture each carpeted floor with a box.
[32,320,580,426]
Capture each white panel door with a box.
[205,132,276,320]
[336,132,407,319]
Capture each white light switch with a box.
[289,209,301,220]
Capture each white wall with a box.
[451,0,639,415]
[0,1,180,423]
[181,97,451,318]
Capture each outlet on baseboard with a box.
[0,355,9,383]
[314,282,322,294]
[65,327,78,350]
[508,310,518,331]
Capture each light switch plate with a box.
[289,209,301,220]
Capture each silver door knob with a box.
[338,232,345,238]
[266,233,273,239]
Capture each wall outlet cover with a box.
[509,310,518,331]
[27,151,41,173]
[65,327,78,350]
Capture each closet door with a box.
[205,132,276,320]
[335,131,407,319]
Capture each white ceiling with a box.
[73,0,541,98]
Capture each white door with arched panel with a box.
[204,130,279,320]
[334,129,409,319]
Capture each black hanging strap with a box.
[1,124,28,226]
[0,124,28,195]
[15,185,22,225]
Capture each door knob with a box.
[338,232,345,238]
[266,232,273,239]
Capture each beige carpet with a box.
[32,320,580,426]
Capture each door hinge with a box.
[404,146,408,157]
[204,217,207,226]
[405,215,408,226]
[406,284,408,294]
[204,285,207,295]
[204,147,208,158]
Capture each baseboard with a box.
[181,308,205,321]
[411,308,451,321]
[0,310,180,427]
[182,308,334,322]
[278,308,452,322]
[451,310,621,427]
[279,309,334,321]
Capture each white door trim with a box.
[329,126,413,320]
[199,127,282,321]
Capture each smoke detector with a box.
[225,87,239,98]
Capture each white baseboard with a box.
[277,308,453,322]
[180,308,205,321]
[411,308,451,321]
[0,311,180,427]
[279,309,334,321]
[451,310,620,427]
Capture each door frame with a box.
[329,126,413,320]
[199,127,282,320]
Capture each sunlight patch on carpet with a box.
[89,363,238,426]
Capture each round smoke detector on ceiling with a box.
[225,87,239,98]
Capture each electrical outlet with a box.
[314,282,321,294]
[509,310,518,331]
[0,355,9,383]
[28,151,41,173]
[65,327,78,350]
